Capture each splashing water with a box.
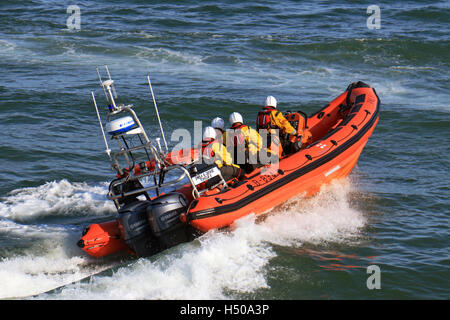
[30,178,366,300]
[0,179,115,222]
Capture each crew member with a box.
[201,126,243,188]
[228,112,263,173]
[211,117,226,145]
[256,95,310,154]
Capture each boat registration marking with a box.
[192,166,221,185]
[324,165,341,177]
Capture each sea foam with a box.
[0,179,115,222]
[40,178,366,300]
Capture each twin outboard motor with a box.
[118,192,190,257]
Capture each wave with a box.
[255,178,366,246]
[0,179,117,299]
[39,178,366,299]
[134,46,205,66]
[0,226,115,300]
[0,214,115,299]
[0,179,115,223]
[0,39,16,53]
[392,4,450,22]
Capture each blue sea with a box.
[0,0,448,300]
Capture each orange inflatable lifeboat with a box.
[78,81,380,258]
[187,81,380,232]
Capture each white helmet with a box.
[229,112,243,125]
[211,117,225,130]
[203,126,217,141]
[265,95,277,108]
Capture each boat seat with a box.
[284,111,313,149]
[285,110,308,133]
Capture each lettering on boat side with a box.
[251,172,279,188]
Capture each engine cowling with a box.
[117,192,190,257]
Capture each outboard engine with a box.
[147,192,190,251]
[118,200,158,257]
[118,192,190,257]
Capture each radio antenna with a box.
[96,67,109,103]
[147,74,168,153]
[91,91,111,159]
[105,65,118,99]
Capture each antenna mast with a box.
[147,74,169,153]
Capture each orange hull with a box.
[78,220,131,257]
[78,81,380,257]
[187,83,380,232]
